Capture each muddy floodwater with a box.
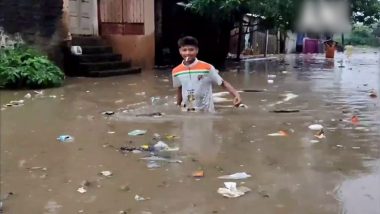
[1,48,380,214]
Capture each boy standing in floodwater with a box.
[324,37,338,59]
[172,36,241,112]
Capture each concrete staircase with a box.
[64,36,141,77]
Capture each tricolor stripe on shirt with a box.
[172,60,212,77]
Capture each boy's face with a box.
[179,45,198,62]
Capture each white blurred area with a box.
[297,0,352,33]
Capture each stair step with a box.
[80,61,131,72]
[78,54,122,63]
[86,67,142,77]
[81,46,113,54]
[72,36,104,46]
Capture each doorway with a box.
[68,0,98,35]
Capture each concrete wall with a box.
[0,0,67,66]
[103,0,155,69]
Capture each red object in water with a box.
[351,116,359,125]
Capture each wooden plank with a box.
[100,23,124,35]
[100,0,123,23]
[123,0,144,23]
[137,0,144,23]
[124,23,144,35]
[100,0,144,35]
[100,23,143,35]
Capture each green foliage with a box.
[0,46,65,89]
[184,0,250,22]
[185,0,303,31]
[352,0,380,25]
[346,25,380,46]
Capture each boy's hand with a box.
[233,95,242,107]
[221,80,242,107]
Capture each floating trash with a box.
[147,161,160,169]
[267,131,288,137]
[140,156,182,163]
[308,124,323,131]
[134,195,149,201]
[153,141,169,151]
[192,170,204,178]
[314,130,326,139]
[24,93,32,99]
[218,172,252,180]
[152,141,179,152]
[57,135,74,143]
[128,130,147,136]
[4,100,25,107]
[99,171,112,177]
[217,182,251,198]
[77,187,87,194]
[165,135,177,140]
[102,111,115,116]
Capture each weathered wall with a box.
[0,0,67,66]
[103,0,155,69]
[285,32,297,54]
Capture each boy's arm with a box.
[209,66,242,107]
[176,86,183,106]
[221,80,241,107]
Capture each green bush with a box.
[346,25,380,47]
[0,46,65,89]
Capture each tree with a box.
[352,0,380,25]
[346,24,380,46]
[184,0,301,31]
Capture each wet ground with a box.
[1,48,379,214]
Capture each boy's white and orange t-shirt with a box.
[172,59,223,112]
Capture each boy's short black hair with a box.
[178,36,198,48]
